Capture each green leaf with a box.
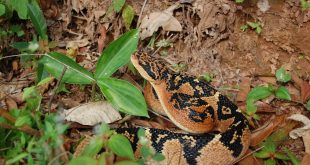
[275,152,289,160]
[307,99,310,111]
[97,78,148,117]
[122,5,135,30]
[247,86,273,102]
[275,86,291,100]
[6,152,28,165]
[0,4,5,16]
[11,41,39,53]
[108,134,135,160]
[275,67,291,83]
[264,159,276,165]
[23,86,42,111]
[153,153,165,161]
[81,137,105,157]
[301,0,310,11]
[240,25,248,31]
[11,0,28,19]
[114,161,140,165]
[15,115,32,127]
[67,156,98,165]
[113,0,125,12]
[95,29,139,79]
[39,52,94,84]
[235,0,245,3]
[11,25,25,37]
[254,150,270,159]
[27,2,48,39]
[284,148,301,165]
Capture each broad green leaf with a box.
[27,2,48,39]
[114,161,140,165]
[113,0,125,12]
[247,86,273,102]
[264,159,276,165]
[11,0,28,19]
[0,4,5,16]
[15,115,32,127]
[247,21,259,28]
[301,0,310,11]
[276,68,291,83]
[95,29,139,79]
[253,150,270,159]
[284,148,301,165]
[97,78,148,117]
[307,99,310,111]
[108,134,135,160]
[6,152,28,165]
[67,156,98,165]
[275,86,291,100]
[81,137,104,157]
[39,52,94,84]
[122,5,135,29]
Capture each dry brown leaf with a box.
[5,96,17,110]
[140,4,182,40]
[302,153,310,165]
[238,149,264,165]
[64,101,122,126]
[301,81,310,102]
[255,101,274,113]
[97,26,107,53]
[250,115,285,146]
[258,76,277,85]
[236,77,251,102]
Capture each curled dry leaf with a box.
[301,81,310,102]
[140,4,182,40]
[64,101,122,126]
[288,114,310,164]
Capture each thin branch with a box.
[136,0,148,28]
[48,66,67,113]
[0,54,45,60]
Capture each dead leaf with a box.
[64,101,122,126]
[258,76,276,85]
[97,26,107,53]
[236,77,251,102]
[257,0,270,13]
[238,149,264,165]
[73,135,93,157]
[5,96,17,110]
[288,114,310,158]
[12,60,19,71]
[250,115,285,146]
[302,153,310,165]
[301,81,310,102]
[140,4,182,40]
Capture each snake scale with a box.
[116,52,250,165]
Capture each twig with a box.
[0,54,45,60]
[48,66,67,113]
[233,146,264,164]
[0,109,41,137]
[136,0,148,28]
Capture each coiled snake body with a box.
[117,53,250,165]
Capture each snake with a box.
[116,52,250,165]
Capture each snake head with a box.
[131,53,169,83]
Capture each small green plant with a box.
[241,22,263,34]
[156,39,173,48]
[306,100,310,111]
[246,68,292,120]
[235,0,245,3]
[39,29,148,117]
[200,72,214,82]
[300,0,310,11]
